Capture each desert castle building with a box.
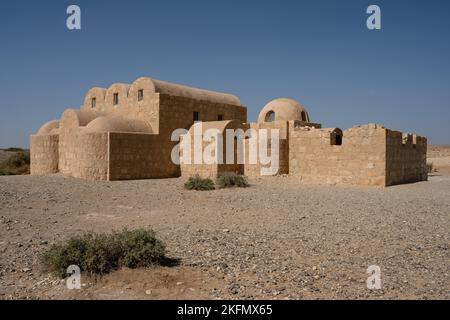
[30,76,427,186]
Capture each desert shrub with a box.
[184,175,215,191]
[427,162,435,174]
[41,228,167,278]
[0,151,30,175]
[216,172,249,189]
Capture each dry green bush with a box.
[216,172,249,189]
[184,175,215,191]
[0,151,30,175]
[41,228,168,278]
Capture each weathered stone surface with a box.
[30,78,426,187]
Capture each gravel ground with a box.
[0,170,449,300]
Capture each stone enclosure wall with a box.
[288,124,427,186]
[385,130,427,186]
[289,124,387,186]
[244,121,290,177]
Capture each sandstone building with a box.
[30,77,427,186]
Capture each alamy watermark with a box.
[66,5,81,30]
[366,265,382,290]
[367,5,381,30]
[66,265,81,290]
[170,123,280,176]
[65,5,381,32]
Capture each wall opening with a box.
[91,97,96,109]
[193,111,200,122]
[301,111,307,121]
[335,134,342,145]
[138,89,144,101]
[331,129,343,146]
[265,111,275,122]
[218,114,224,121]
[113,93,119,106]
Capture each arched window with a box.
[265,111,275,122]
[301,111,306,121]
[331,129,343,146]
[138,89,144,101]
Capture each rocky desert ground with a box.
[0,147,449,300]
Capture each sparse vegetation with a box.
[41,228,168,278]
[216,172,249,189]
[3,147,26,152]
[0,150,30,175]
[184,175,215,191]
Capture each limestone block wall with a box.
[108,132,170,180]
[30,134,59,175]
[180,121,247,178]
[289,124,387,186]
[385,130,427,186]
[244,121,290,176]
[158,94,247,136]
[157,94,247,178]
[58,129,109,180]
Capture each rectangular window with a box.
[138,89,144,101]
[218,114,224,121]
[193,111,200,122]
[113,93,119,105]
[91,97,96,109]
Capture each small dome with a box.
[37,120,59,135]
[84,115,153,133]
[257,98,310,123]
[60,109,107,129]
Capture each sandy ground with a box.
[428,145,450,175]
[0,148,449,300]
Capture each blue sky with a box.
[0,0,449,147]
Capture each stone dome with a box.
[84,115,153,133]
[257,98,310,123]
[37,120,59,135]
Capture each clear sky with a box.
[0,0,449,148]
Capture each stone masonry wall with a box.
[244,121,290,176]
[289,124,387,186]
[30,134,59,175]
[58,129,109,180]
[158,94,247,178]
[180,136,245,179]
[180,121,247,178]
[385,130,427,186]
[108,132,170,180]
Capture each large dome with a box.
[257,98,310,123]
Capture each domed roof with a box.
[257,98,310,123]
[85,115,153,133]
[131,77,241,106]
[60,109,107,129]
[37,120,59,135]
